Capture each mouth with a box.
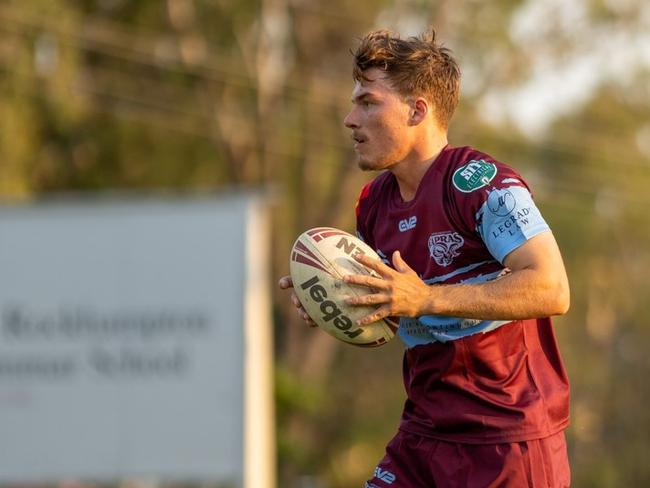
[352,134,367,148]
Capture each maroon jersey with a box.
[355,145,569,443]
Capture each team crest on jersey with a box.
[452,159,497,193]
[428,231,464,267]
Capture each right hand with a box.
[278,275,317,327]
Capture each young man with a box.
[280,29,571,487]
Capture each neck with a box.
[391,134,448,202]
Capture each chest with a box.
[367,190,490,281]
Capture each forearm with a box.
[423,268,570,320]
[344,235,570,326]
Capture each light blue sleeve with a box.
[476,186,550,263]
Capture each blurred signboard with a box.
[0,194,274,488]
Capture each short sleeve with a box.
[450,158,550,264]
[476,186,550,263]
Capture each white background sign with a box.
[0,194,273,486]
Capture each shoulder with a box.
[442,148,551,263]
[440,146,542,236]
[446,147,530,201]
[444,146,529,195]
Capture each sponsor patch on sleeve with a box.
[476,186,550,263]
[452,159,497,193]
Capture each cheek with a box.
[375,121,407,152]
[370,116,400,141]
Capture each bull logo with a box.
[428,231,464,267]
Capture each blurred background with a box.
[1,0,650,487]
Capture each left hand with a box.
[344,250,431,325]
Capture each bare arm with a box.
[344,231,570,325]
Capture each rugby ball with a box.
[289,227,398,347]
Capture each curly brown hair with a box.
[352,29,461,129]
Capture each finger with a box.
[352,253,393,277]
[343,273,389,290]
[290,292,302,308]
[356,306,391,326]
[345,293,389,306]
[278,276,294,289]
[298,309,317,327]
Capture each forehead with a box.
[351,69,398,99]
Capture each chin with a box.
[356,153,378,170]
[358,157,391,172]
[357,159,375,171]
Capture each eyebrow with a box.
[351,93,378,104]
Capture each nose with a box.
[344,107,359,129]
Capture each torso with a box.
[355,145,570,443]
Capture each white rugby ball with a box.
[289,227,398,347]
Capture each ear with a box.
[408,97,430,126]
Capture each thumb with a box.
[392,250,410,273]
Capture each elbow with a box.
[550,277,571,316]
